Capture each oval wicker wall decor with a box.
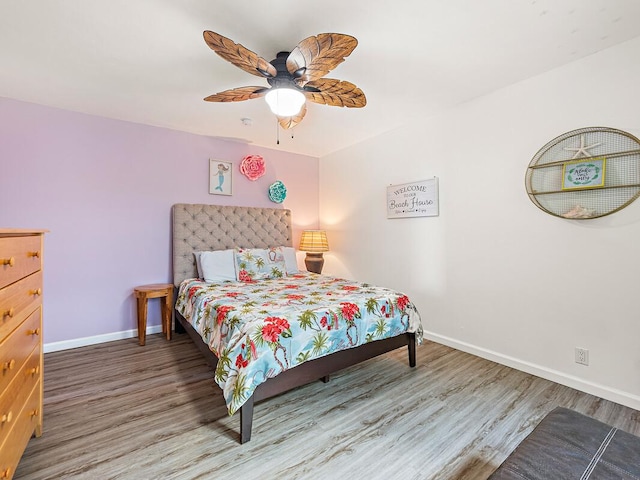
[526,127,640,219]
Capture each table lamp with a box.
[299,230,329,274]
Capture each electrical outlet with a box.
[575,347,589,366]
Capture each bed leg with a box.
[240,396,254,444]
[321,375,331,383]
[408,333,416,367]
[175,312,186,334]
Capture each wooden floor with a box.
[14,334,640,480]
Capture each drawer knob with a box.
[1,411,12,424]
[30,408,39,418]
[30,288,42,296]
[28,366,40,376]
[1,467,11,479]
[1,257,15,267]
[3,307,15,319]
[27,328,41,336]
[2,359,15,371]
[28,251,40,258]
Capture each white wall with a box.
[319,36,640,410]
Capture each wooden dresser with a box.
[0,229,46,479]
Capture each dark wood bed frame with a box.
[171,203,417,443]
[174,310,415,443]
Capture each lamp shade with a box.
[299,230,329,253]
[265,88,306,117]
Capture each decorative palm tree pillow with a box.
[235,247,287,282]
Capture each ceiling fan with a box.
[202,31,366,129]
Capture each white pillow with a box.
[193,252,204,278]
[199,250,237,283]
[280,246,299,274]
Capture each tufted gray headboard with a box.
[172,204,293,287]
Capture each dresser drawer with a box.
[0,309,41,396]
[0,346,40,449]
[0,381,41,480]
[0,272,42,342]
[0,236,42,290]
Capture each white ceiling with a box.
[2,1,640,157]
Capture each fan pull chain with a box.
[274,120,295,144]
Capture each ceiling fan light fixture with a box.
[265,88,305,117]
[203,31,366,128]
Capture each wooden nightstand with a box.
[134,283,173,346]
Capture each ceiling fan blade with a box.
[204,86,268,102]
[303,78,366,108]
[286,33,358,83]
[203,31,277,78]
[277,103,307,129]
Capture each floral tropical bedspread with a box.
[175,272,423,415]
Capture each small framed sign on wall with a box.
[209,159,233,195]
[387,178,439,219]
[561,157,606,190]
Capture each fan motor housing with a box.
[265,52,307,90]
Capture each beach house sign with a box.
[387,178,439,219]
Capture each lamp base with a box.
[304,252,325,274]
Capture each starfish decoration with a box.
[564,134,602,159]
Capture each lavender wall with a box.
[0,97,319,345]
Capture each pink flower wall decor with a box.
[240,154,266,181]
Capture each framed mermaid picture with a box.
[209,159,233,196]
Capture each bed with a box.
[171,203,423,443]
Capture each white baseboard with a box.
[424,331,640,412]
[43,325,164,353]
